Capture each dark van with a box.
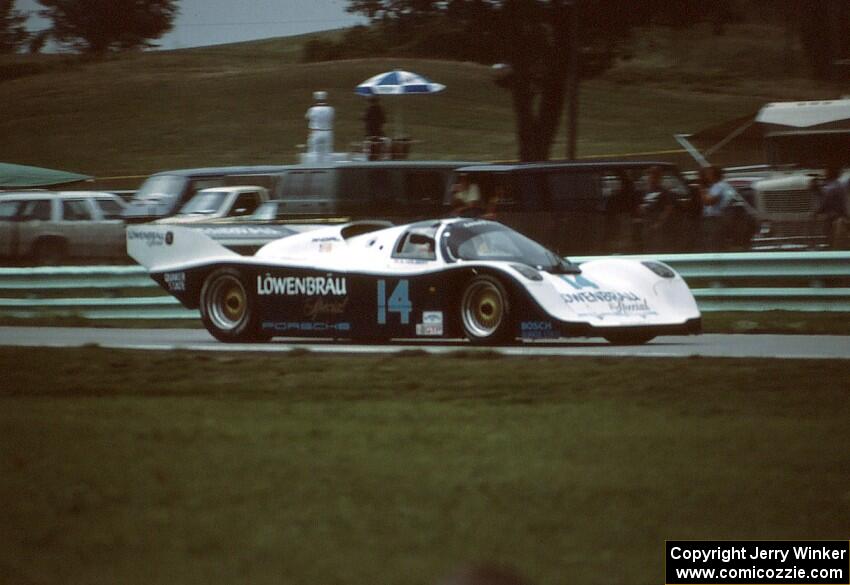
[269,160,477,221]
[449,161,695,255]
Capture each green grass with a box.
[0,23,843,182]
[1,347,849,585]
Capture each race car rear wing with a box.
[127,225,238,272]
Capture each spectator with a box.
[450,174,483,216]
[701,165,736,251]
[363,95,386,138]
[605,170,640,252]
[680,168,707,251]
[482,185,508,220]
[814,163,849,248]
[362,95,388,161]
[305,90,334,163]
[642,166,677,252]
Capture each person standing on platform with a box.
[362,95,386,160]
[305,90,335,163]
[363,95,386,138]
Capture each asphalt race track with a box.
[1,327,849,359]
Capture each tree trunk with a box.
[508,2,570,162]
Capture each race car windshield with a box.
[445,220,562,269]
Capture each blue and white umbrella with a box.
[355,70,446,137]
[355,69,446,96]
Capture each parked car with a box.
[0,191,127,264]
[154,186,269,224]
[127,218,702,345]
[122,165,291,223]
[154,160,478,254]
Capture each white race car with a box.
[127,218,701,344]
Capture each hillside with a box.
[0,24,844,186]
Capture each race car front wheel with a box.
[200,268,267,343]
[460,275,513,345]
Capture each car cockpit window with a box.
[443,220,561,269]
[393,227,437,261]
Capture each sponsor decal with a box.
[416,311,444,336]
[520,320,560,340]
[604,298,656,317]
[562,290,641,304]
[458,219,490,229]
[262,321,351,332]
[127,230,167,247]
[163,271,186,292]
[257,274,347,296]
[422,311,443,324]
[416,324,443,336]
[560,275,657,318]
[563,292,657,319]
[312,236,340,254]
[304,297,349,320]
[560,274,600,290]
[393,258,429,264]
[200,226,286,236]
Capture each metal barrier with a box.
[0,251,849,319]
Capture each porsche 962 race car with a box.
[127,219,702,345]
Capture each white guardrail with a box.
[0,251,849,319]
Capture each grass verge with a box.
[1,347,849,585]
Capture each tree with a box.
[796,0,850,80]
[0,0,29,53]
[37,0,178,54]
[345,0,720,161]
[490,0,576,161]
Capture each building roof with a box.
[756,99,850,129]
[456,160,677,173]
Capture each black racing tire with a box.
[199,268,267,343]
[32,238,67,266]
[603,333,655,346]
[459,274,514,345]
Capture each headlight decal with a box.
[641,261,676,278]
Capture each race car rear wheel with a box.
[603,333,655,345]
[200,268,266,343]
[460,275,513,345]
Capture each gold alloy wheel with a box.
[461,278,505,339]
[207,274,248,331]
